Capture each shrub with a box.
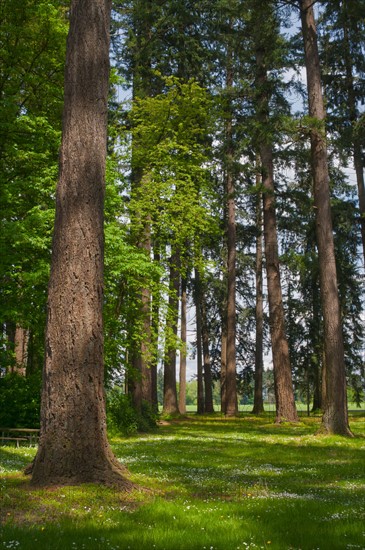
[106,386,158,436]
[0,372,41,427]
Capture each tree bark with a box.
[224,32,238,417]
[201,291,214,413]
[162,250,180,415]
[255,48,298,423]
[30,0,133,487]
[179,276,187,414]
[150,245,161,414]
[195,268,205,414]
[14,325,29,376]
[260,143,298,423]
[252,178,264,415]
[342,2,365,263]
[220,322,227,414]
[300,0,352,436]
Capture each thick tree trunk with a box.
[300,0,352,436]
[162,251,180,415]
[30,0,132,487]
[252,183,264,415]
[179,276,187,414]
[195,268,205,414]
[201,292,214,413]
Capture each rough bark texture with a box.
[14,325,28,376]
[256,48,298,423]
[252,184,264,415]
[260,144,298,423]
[162,251,180,415]
[30,0,133,488]
[300,0,352,436]
[178,277,187,414]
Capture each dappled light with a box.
[1,414,364,549]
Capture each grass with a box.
[0,413,364,550]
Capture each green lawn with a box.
[1,413,364,550]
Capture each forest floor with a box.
[0,413,364,550]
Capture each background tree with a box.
[299,0,352,436]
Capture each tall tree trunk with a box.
[252,178,264,415]
[179,276,187,414]
[150,246,161,414]
[162,250,180,415]
[342,3,365,263]
[220,321,227,414]
[300,0,352,436]
[128,2,154,410]
[224,33,238,417]
[195,268,205,414]
[201,291,214,413]
[256,48,298,423]
[260,143,298,423]
[30,0,132,488]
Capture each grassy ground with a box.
[0,413,364,550]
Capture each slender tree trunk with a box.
[195,268,205,414]
[255,41,298,423]
[220,321,227,414]
[252,179,264,415]
[225,34,238,417]
[150,245,161,413]
[179,276,187,414]
[129,2,154,410]
[201,292,214,413]
[260,142,298,423]
[342,5,365,263]
[300,0,352,436]
[14,325,28,376]
[162,250,180,415]
[30,0,132,488]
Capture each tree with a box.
[252,1,298,423]
[319,0,365,262]
[0,0,68,373]
[252,170,264,415]
[299,0,352,436]
[30,0,133,487]
[179,276,188,414]
[223,15,238,417]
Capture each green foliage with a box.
[128,75,218,256]
[0,0,68,369]
[106,387,158,436]
[0,373,41,428]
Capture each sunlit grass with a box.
[1,413,364,549]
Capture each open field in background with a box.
[183,402,365,414]
[1,413,364,550]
